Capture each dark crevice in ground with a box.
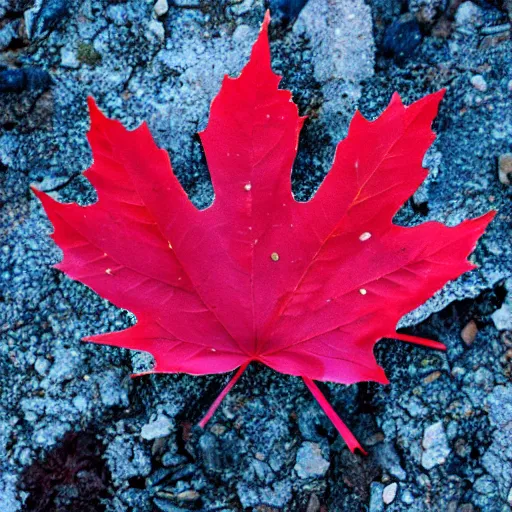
[20,432,111,512]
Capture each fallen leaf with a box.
[33,12,494,454]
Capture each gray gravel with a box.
[1,0,511,510]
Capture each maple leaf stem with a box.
[198,361,250,429]
[392,333,446,351]
[302,377,367,455]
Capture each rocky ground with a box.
[0,0,511,510]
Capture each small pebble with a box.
[498,153,512,185]
[461,319,478,345]
[306,494,320,512]
[154,0,169,16]
[60,47,79,69]
[34,357,50,376]
[383,482,398,504]
[470,74,487,92]
[176,490,200,502]
[423,371,441,384]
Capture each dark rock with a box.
[153,498,188,512]
[146,468,173,488]
[382,15,423,61]
[169,463,196,482]
[26,0,69,39]
[0,69,25,93]
[269,0,308,22]
[198,432,221,473]
[161,452,187,468]
[24,68,51,91]
[0,68,51,94]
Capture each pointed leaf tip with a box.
[262,9,271,28]
[390,91,403,107]
[30,185,51,205]
[429,88,446,107]
[87,96,107,125]
[87,95,98,112]
[418,88,446,115]
[248,10,271,67]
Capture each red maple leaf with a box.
[33,12,494,454]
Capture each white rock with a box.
[421,421,451,470]
[60,47,80,69]
[154,0,168,17]
[455,1,483,32]
[470,74,488,92]
[383,482,398,505]
[140,414,173,440]
[492,279,512,330]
